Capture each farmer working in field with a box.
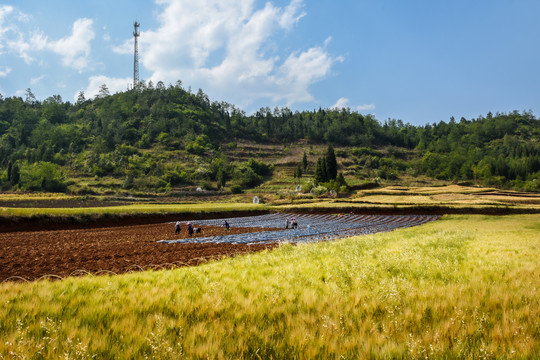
[175,221,181,234]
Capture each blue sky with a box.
[0,0,539,125]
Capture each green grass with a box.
[0,192,77,201]
[0,202,268,217]
[1,214,539,359]
[1,185,539,220]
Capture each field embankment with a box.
[275,184,540,215]
[0,202,270,232]
[1,185,539,232]
[0,214,538,358]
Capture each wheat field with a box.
[0,214,538,359]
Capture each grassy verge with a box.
[1,185,539,220]
[273,201,540,215]
[0,202,268,217]
[1,214,538,358]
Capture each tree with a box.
[217,167,226,189]
[315,157,328,183]
[97,84,110,99]
[7,161,20,187]
[302,151,308,171]
[294,164,303,179]
[325,144,338,180]
[76,91,86,104]
[313,145,338,184]
[42,95,67,124]
[336,172,347,187]
[25,88,37,105]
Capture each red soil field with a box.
[0,222,278,282]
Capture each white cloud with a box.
[128,0,339,110]
[2,12,94,71]
[331,97,350,110]
[46,18,95,72]
[0,5,13,17]
[356,104,376,112]
[0,7,40,62]
[331,98,375,112]
[30,74,46,84]
[0,5,14,39]
[80,75,131,100]
[277,46,335,103]
[0,66,11,77]
[6,36,35,63]
[279,0,306,30]
[0,5,13,41]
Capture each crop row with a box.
[159,213,440,245]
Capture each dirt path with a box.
[0,222,278,282]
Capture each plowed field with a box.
[0,213,439,282]
[0,223,277,282]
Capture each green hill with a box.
[0,85,539,196]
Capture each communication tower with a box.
[133,21,140,88]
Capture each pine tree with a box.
[296,164,303,179]
[10,162,20,187]
[315,157,328,183]
[302,151,308,171]
[325,145,337,180]
[337,172,347,187]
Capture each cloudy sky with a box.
[1,0,539,125]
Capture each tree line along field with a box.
[0,85,539,197]
[0,213,538,359]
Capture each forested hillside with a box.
[0,83,539,194]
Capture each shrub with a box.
[19,161,67,192]
[122,175,134,189]
[233,166,262,188]
[351,147,379,157]
[312,185,328,195]
[229,184,243,194]
[336,149,348,158]
[75,185,99,195]
[162,170,189,186]
[247,158,273,177]
[133,176,167,190]
[186,134,213,155]
[185,141,206,155]
[201,181,217,191]
[301,178,316,193]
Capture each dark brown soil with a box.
[0,222,278,282]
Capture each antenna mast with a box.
[133,21,140,89]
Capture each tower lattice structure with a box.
[133,21,140,89]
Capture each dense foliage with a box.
[0,83,538,192]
